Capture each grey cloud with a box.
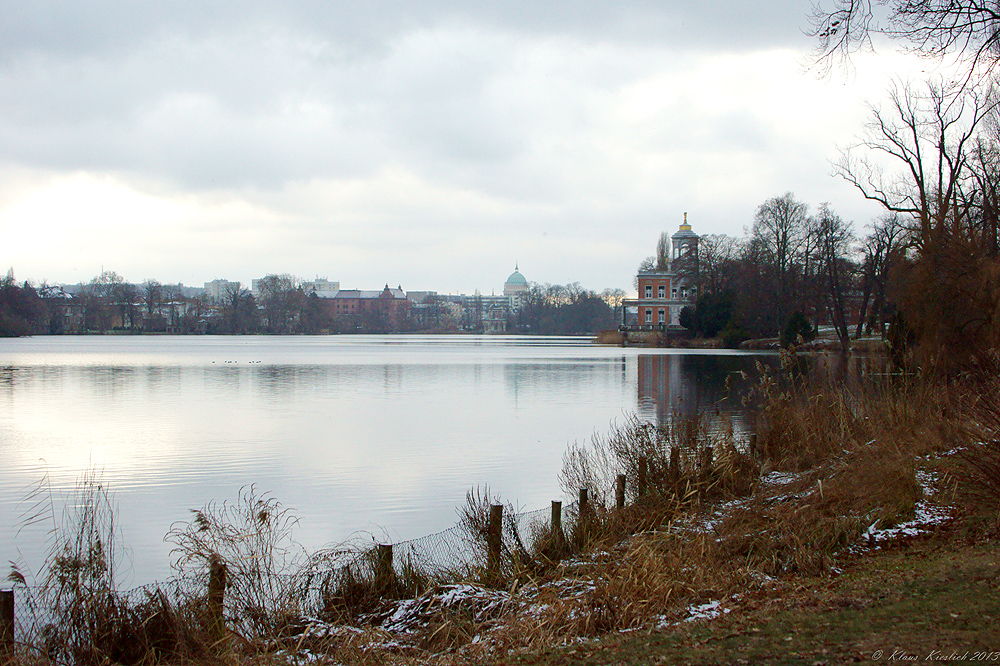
[0,2,817,191]
[0,2,813,62]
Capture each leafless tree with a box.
[967,109,1000,254]
[223,281,258,334]
[141,279,163,317]
[856,213,905,337]
[634,256,656,290]
[835,79,997,243]
[813,204,857,349]
[753,192,810,331]
[697,234,742,295]
[257,274,302,334]
[839,80,1000,361]
[809,0,1000,83]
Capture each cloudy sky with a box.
[0,1,924,295]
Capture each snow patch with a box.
[684,599,731,622]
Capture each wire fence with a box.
[0,499,581,647]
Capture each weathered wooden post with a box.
[0,589,13,653]
[551,500,562,535]
[638,456,648,497]
[701,446,714,477]
[748,434,758,457]
[487,504,503,578]
[615,474,626,510]
[208,553,226,637]
[376,544,394,591]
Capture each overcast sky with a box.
[0,1,926,295]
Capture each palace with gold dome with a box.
[622,214,700,330]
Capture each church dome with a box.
[505,267,527,286]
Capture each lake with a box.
[0,335,773,585]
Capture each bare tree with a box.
[836,80,997,243]
[813,204,857,350]
[809,0,1000,82]
[633,256,656,290]
[856,213,905,337]
[697,234,741,295]
[142,279,163,317]
[839,80,1000,362]
[968,110,1000,255]
[223,281,258,334]
[753,192,810,332]
[84,271,128,332]
[257,274,301,334]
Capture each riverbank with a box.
[597,328,889,353]
[511,534,1000,665]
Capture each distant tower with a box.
[671,212,699,263]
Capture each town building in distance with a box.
[622,215,699,330]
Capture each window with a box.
[645,285,652,298]
[645,309,652,324]
[671,288,677,299]
[658,309,665,324]
[658,285,665,299]
[681,288,688,299]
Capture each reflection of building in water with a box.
[635,353,761,426]
[637,354,692,423]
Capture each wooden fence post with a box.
[487,504,503,578]
[376,544,394,591]
[579,488,589,515]
[1,589,13,652]
[701,446,714,477]
[551,500,562,535]
[208,554,226,636]
[638,457,648,497]
[615,474,626,510]
[749,434,758,457]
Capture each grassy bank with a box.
[3,351,998,664]
[511,536,1000,665]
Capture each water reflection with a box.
[636,352,776,424]
[0,337,784,584]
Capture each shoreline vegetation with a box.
[3,349,997,664]
[596,327,889,353]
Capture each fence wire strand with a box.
[1,500,579,643]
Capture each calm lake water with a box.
[0,335,774,585]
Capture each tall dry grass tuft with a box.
[166,485,306,641]
[456,486,542,586]
[301,542,441,625]
[558,411,758,550]
[588,530,754,631]
[12,471,218,665]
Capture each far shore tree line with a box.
[0,269,627,337]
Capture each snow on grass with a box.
[380,583,510,634]
[653,599,733,629]
[684,600,731,622]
